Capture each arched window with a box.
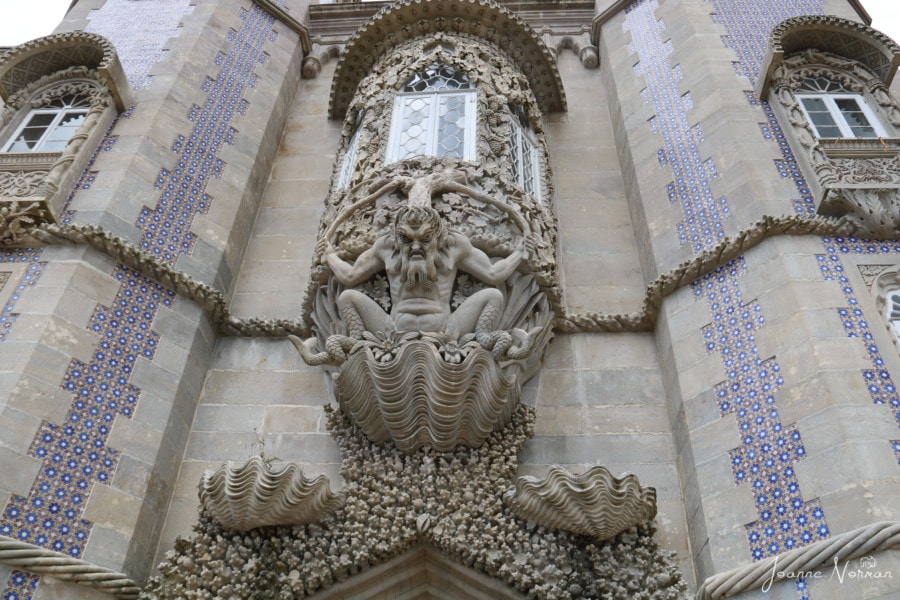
[386,63,477,163]
[796,77,887,139]
[2,93,91,153]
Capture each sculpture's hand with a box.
[515,236,530,262]
[317,240,337,267]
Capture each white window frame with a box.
[886,289,900,338]
[3,106,89,153]
[509,117,541,199]
[386,89,477,164]
[797,93,888,138]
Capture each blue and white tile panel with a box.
[624,0,828,582]
[1,3,277,599]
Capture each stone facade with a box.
[0,0,898,598]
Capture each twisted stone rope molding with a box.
[696,521,900,600]
[25,214,860,339]
[0,535,140,599]
[553,214,848,333]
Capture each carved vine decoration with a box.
[0,171,49,197]
[141,405,688,600]
[0,202,48,246]
[17,212,873,340]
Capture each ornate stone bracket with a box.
[198,457,344,532]
[822,187,900,237]
[506,465,657,543]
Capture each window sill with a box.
[819,137,900,159]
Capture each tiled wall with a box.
[1,1,279,598]
[624,1,834,595]
[85,0,194,91]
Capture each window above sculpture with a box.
[508,104,541,198]
[796,77,887,139]
[386,63,477,164]
[2,93,91,153]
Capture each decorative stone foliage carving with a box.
[143,406,688,599]
[824,188,900,237]
[328,0,565,119]
[198,457,344,532]
[0,171,48,197]
[0,201,47,246]
[507,465,657,543]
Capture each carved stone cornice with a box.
[328,0,565,119]
[0,31,131,110]
[758,15,900,99]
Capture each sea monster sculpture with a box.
[289,172,541,366]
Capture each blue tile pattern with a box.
[85,0,194,91]
[624,0,827,578]
[1,571,37,600]
[2,3,277,596]
[709,0,825,87]
[0,251,45,342]
[709,3,900,598]
[817,241,900,462]
[137,6,275,265]
[626,0,730,253]
[0,266,173,558]
[695,260,828,559]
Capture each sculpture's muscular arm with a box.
[455,233,526,285]
[321,237,390,287]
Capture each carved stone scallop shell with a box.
[509,465,657,542]
[336,340,518,453]
[199,457,344,532]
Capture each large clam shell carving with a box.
[199,457,344,532]
[509,465,657,542]
[336,340,518,453]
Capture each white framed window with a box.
[796,77,887,139]
[386,63,477,163]
[509,105,540,199]
[886,289,900,338]
[3,94,90,153]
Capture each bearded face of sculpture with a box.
[393,205,446,290]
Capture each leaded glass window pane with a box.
[387,63,476,163]
[834,97,877,138]
[508,107,541,199]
